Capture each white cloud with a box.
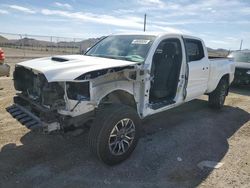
[225,37,238,41]
[113,9,135,14]
[241,7,250,15]
[40,8,188,34]
[0,9,9,14]
[138,0,165,7]
[9,5,36,14]
[54,2,72,9]
[210,40,229,45]
[41,9,143,29]
[149,25,191,34]
[136,0,250,22]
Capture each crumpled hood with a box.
[17,55,139,82]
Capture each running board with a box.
[149,100,176,110]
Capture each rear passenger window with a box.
[185,39,204,62]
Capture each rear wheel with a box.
[208,78,228,109]
[88,104,140,165]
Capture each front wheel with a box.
[208,78,229,109]
[88,104,141,165]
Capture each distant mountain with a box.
[57,38,100,49]
[0,35,230,56]
[9,37,54,47]
[0,35,8,43]
[207,47,230,57]
[207,47,229,53]
[0,35,101,51]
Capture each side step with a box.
[149,99,176,110]
[6,104,43,131]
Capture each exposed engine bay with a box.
[12,66,93,132]
[13,66,93,109]
[14,66,65,110]
[10,64,137,133]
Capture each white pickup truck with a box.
[8,33,235,165]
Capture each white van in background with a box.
[228,50,250,85]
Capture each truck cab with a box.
[143,34,211,116]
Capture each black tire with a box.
[88,104,141,165]
[208,78,229,109]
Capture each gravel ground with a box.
[0,56,249,188]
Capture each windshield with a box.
[86,35,156,63]
[229,51,250,63]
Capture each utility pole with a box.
[143,14,147,32]
[240,39,243,50]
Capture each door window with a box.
[184,39,204,62]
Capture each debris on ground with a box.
[197,160,224,170]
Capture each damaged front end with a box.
[8,66,93,133]
[8,53,141,133]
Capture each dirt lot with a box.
[0,54,249,188]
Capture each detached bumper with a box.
[6,104,44,131]
[7,95,95,133]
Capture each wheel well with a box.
[99,90,137,110]
[221,74,229,82]
[221,74,230,95]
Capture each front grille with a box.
[14,66,35,92]
[13,66,65,108]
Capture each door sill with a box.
[149,99,176,110]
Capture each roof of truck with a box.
[111,32,202,41]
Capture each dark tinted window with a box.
[185,39,204,62]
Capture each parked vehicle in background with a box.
[8,33,235,165]
[228,50,250,85]
[0,48,10,77]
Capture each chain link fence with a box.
[0,32,100,58]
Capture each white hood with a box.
[17,55,139,82]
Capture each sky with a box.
[0,0,250,49]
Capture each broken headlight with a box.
[66,82,90,100]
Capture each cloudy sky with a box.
[0,0,250,49]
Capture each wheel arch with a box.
[221,74,230,95]
[207,73,230,94]
[98,89,138,112]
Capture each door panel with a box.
[186,58,209,99]
[184,39,209,100]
